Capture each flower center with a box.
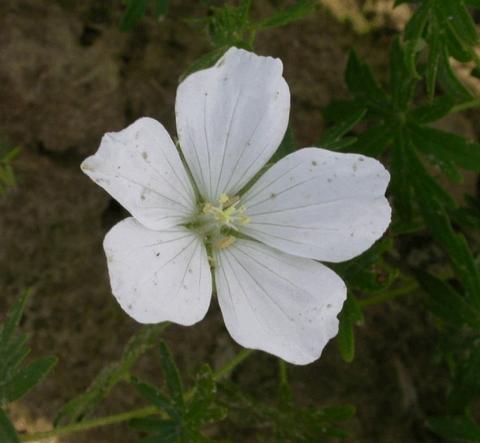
[189,193,251,253]
[202,193,251,231]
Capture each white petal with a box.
[240,148,391,262]
[214,240,346,365]
[104,217,212,325]
[81,117,196,230]
[175,47,290,202]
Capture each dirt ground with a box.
[0,0,476,442]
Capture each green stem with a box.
[214,349,254,381]
[449,99,480,115]
[359,282,419,308]
[20,348,255,442]
[19,407,158,442]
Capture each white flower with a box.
[81,47,391,365]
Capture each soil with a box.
[0,1,477,442]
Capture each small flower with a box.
[81,48,391,365]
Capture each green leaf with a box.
[55,324,168,425]
[429,415,480,442]
[159,342,184,409]
[337,295,363,363]
[434,0,478,48]
[120,0,150,31]
[417,272,480,327]
[437,46,474,102]
[334,241,398,295]
[0,409,18,443]
[317,108,366,148]
[2,357,57,404]
[404,134,455,208]
[408,124,461,182]
[409,125,480,172]
[131,418,181,443]
[389,37,417,109]
[345,50,389,110]
[206,3,253,48]
[413,166,480,308]
[391,129,414,222]
[444,25,474,63]
[256,0,316,29]
[188,364,227,426]
[351,123,393,157]
[132,378,180,420]
[0,289,32,346]
[1,146,21,162]
[426,29,441,99]
[154,0,169,19]
[320,405,356,421]
[404,2,429,42]
[0,334,30,381]
[407,95,454,123]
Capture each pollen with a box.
[216,235,236,250]
[201,194,251,230]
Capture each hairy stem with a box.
[20,349,255,442]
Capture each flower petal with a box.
[81,117,196,230]
[214,239,346,365]
[175,47,290,202]
[240,148,391,262]
[104,217,212,325]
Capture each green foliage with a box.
[130,343,226,442]
[332,239,399,362]
[0,290,57,406]
[429,415,480,442]
[220,369,355,442]
[336,295,363,363]
[400,0,478,100]
[55,323,168,425]
[0,142,20,196]
[319,9,480,436]
[120,0,169,31]
[317,108,366,151]
[0,290,57,441]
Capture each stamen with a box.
[216,235,236,250]
[219,193,230,206]
[198,194,251,240]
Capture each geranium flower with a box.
[81,47,391,365]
